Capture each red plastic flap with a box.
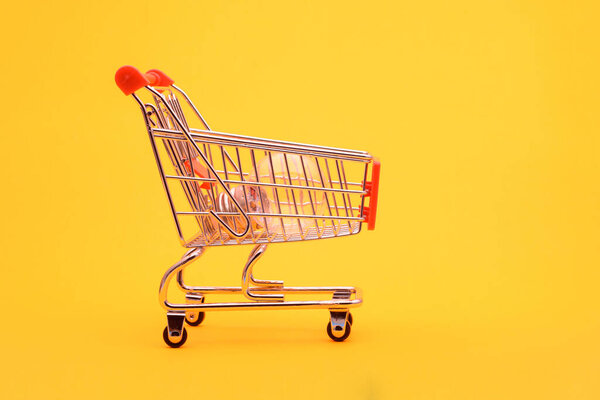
[365,158,380,230]
[183,158,214,190]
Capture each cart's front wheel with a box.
[163,326,188,348]
[185,311,205,327]
[326,321,351,342]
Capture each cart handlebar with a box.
[115,65,174,95]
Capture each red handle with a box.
[115,65,174,95]
[363,158,380,230]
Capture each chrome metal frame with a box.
[128,82,373,346]
[159,244,361,343]
[159,244,361,312]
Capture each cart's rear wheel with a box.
[185,311,205,327]
[163,326,188,348]
[326,321,351,342]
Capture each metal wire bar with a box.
[163,175,366,194]
[282,154,304,236]
[314,157,337,235]
[151,129,371,162]
[267,151,286,238]
[235,147,255,240]
[324,158,342,236]
[335,160,352,230]
[175,211,364,220]
[188,127,370,157]
[299,155,320,236]
[250,149,271,239]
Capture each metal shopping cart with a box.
[115,66,381,347]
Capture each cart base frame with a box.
[159,245,362,347]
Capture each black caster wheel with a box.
[347,313,353,325]
[327,321,351,342]
[163,326,188,348]
[185,311,205,326]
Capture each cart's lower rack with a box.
[165,286,362,311]
[159,245,361,347]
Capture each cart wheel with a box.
[326,321,351,342]
[347,313,353,326]
[163,326,188,348]
[185,311,205,327]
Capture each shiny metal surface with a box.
[133,84,374,246]
[166,312,186,341]
[329,311,350,338]
[159,246,362,312]
[241,244,284,302]
[126,80,375,345]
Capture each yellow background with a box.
[1,1,599,399]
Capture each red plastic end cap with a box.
[146,69,174,87]
[365,158,380,230]
[115,65,150,95]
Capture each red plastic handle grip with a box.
[363,158,380,230]
[115,65,174,95]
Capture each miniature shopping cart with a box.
[115,66,380,347]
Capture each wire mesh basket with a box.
[116,66,380,347]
